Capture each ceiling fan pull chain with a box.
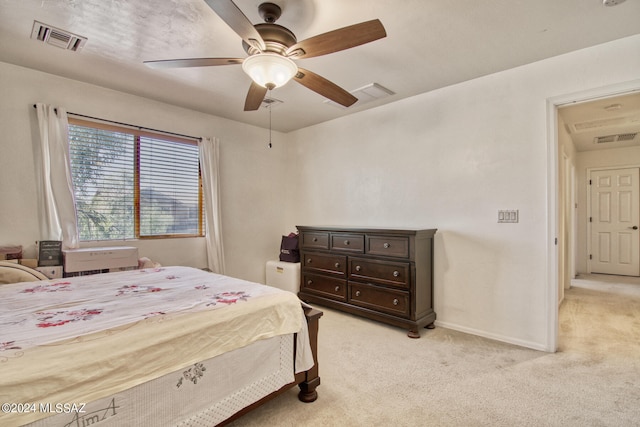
[268,89,273,148]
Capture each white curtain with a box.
[34,103,79,249]
[199,137,225,274]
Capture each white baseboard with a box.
[434,320,552,352]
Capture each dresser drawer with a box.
[302,273,347,302]
[301,232,329,249]
[302,251,347,275]
[330,233,364,253]
[349,282,410,318]
[349,257,410,289]
[366,235,410,258]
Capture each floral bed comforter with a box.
[0,266,308,427]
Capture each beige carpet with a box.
[228,274,640,426]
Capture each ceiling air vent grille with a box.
[261,97,283,109]
[594,133,638,144]
[324,83,395,109]
[617,133,638,141]
[31,21,87,51]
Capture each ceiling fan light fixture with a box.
[242,53,298,89]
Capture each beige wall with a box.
[1,34,639,351]
[286,35,640,350]
[0,62,291,282]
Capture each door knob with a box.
[631,226,639,230]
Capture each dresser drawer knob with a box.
[393,270,400,277]
[307,280,313,286]
[306,258,312,264]
[313,237,318,242]
[355,290,361,297]
[384,242,390,248]
[344,240,350,245]
[355,265,362,272]
[335,286,340,292]
[335,262,340,268]
[393,298,399,306]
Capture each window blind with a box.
[139,136,201,237]
[67,119,203,241]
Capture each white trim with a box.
[545,98,560,352]
[434,321,549,352]
[571,162,577,281]
[546,78,640,353]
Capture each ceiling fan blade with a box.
[294,68,357,107]
[286,19,386,59]
[204,0,265,52]
[144,58,244,69]
[244,81,268,111]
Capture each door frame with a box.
[546,79,640,352]
[561,153,577,296]
[587,166,640,275]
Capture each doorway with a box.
[548,81,640,352]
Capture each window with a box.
[68,118,203,241]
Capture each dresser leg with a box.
[425,322,435,329]
[407,329,421,339]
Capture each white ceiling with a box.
[0,0,639,133]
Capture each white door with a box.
[590,168,640,276]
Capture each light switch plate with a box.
[498,210,519,223]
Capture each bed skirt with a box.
[24,334,295,427]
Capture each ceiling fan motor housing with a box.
[243,23,297,56]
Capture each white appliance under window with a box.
[63,246,138,275]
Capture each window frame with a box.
[68,117,204,241]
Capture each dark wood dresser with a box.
[296,226,437,338]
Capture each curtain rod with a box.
[32,104,202,141]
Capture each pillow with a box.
[0,261,48,284]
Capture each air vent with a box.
[31,21,87,51]
[261,97,283,109]
[324,83,395,109]
[594,133,638,144]
[617,133,638,141]
[594,135,616,144]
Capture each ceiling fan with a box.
[144,1,386,111]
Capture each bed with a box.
[0,263,321,427]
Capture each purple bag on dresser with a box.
[279,233,300,263]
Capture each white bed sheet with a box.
[0,266,313,427]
